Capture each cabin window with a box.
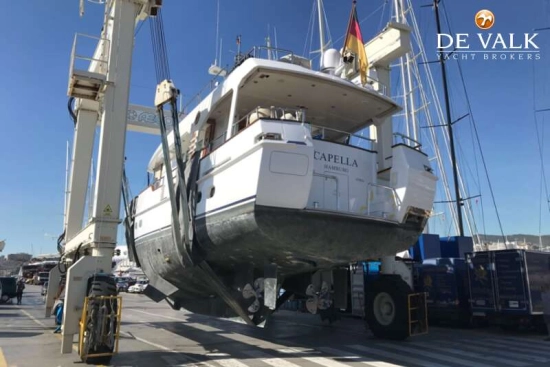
[194,111,201,125]
[197,92,232,156]
[200,118,217,158]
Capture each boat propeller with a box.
[305,281,332,314]
[242,278,264,314]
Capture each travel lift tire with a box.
[365,275,412,341]
[80,275,118,365]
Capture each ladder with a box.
[408,292,428,336]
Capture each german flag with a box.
[342,1,368,85]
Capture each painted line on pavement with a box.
[120,330,215,367]
[0,348,7,367]
[20,309,48,328]
[21,310,79,353]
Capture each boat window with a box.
[200,119,217,158]
[193,111,201,125]
[199,92,233,156]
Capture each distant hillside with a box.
[476,234,550,246]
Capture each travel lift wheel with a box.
[79,275,119,365]
[365,275,412,340]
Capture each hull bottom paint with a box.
[134,202,424,318]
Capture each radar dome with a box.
[321,48,341,74]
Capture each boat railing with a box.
[234,46,389,97]
[232,46,306,69]
[366,183,401,218]
[229,106,377,151]
[393,132,422,150]
[364,75,388,97]
[182,67,227,113]
[310,125,377,151]
[231,106,307,136]
[203,105,378,156]
[69,33,110,77]
[202,131,227,157]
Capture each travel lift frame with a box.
[44,0,164,362]
[46,0,427,361]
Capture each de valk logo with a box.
[475,10,494,30]
[437,9,541,61]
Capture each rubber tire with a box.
[81,276,117,365]
[365,275,412,341]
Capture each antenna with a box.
[266,24,272,60]
[214,0,220,66]
[208,1,227,77]
[219,38,223,66]
[274,27,279,59]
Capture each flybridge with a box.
[438,33,540,50]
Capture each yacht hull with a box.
[195,202,422,273]
[133,200,424,317]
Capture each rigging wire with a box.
[303,1,317,57]
[135,19,145,37]
[321,1,333,49]
[378,0,389,31]
[531,61,550,214]
[441,1,507,245]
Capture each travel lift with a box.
[46,1,427,363]
[44,0,164,363]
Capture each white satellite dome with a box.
[321,48,341,74]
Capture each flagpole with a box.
[342,1,355,57]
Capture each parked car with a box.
[115,276,136,287]
[128,280,148,293]
[116,281,129,293]
[0,277,17,303]
[41,281,49,296]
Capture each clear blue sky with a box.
[0,0,548,255]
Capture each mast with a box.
[434,0,464,237]
[317,0,326,65]
[395,0,410,137]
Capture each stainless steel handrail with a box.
[393,132,422,149]
[231,106,307,135]
[311,124,376,150]
[367,183,401,216]
[182,67,226,113]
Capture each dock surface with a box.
[1,285,549,367]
